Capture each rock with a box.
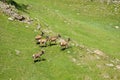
[64,20,67,23]
[96,56,101,60]
[26,5,32,10]
[69,4,72,6]
[93,49,105,56]
[8,17,14,21]
[103,73,110,79]
[25,25,29,28]
[43,29,52,34]
[78,45,86,49]
[72,58,77,62]
[106,63,114,67]
[97,65,102,69]
[25,17,33,24]
[116,58,120,62]
[34,29,37,32]
[75,44,79,47]
[116,65,120,70]
[67,51,70,54]
[87,48,93,54]
[76,63,81,65]
[15,49,20,55]
[71,43,75,46]
[67,22,70,25]
[36,24,41,30]
[77,13,80,15]
[114,26,119,29]
[55,10,59,12]
[0,2,33,24]
[9,78,12,80]
[13,14,25,21]
[84,75,92,80]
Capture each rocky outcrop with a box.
[0,1,33,24]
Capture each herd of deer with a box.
[32,31,71,62]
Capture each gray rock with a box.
[106,63,114,67]
[8,17,14,21]
[116,65,120,70]
[114,26,119,29]
[15,49,20,55]
[93,49,105,56]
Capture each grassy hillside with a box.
[0,0,120,80]
[15,0,120,57]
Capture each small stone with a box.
[97,65,102,69]
[8,17,14,21]
[114,26,119,29]
[72,58,77,62]
[69,4,72,6]
[9,78,12,80]
[76,63,81,65]
[55,10,59,12]
[77,13,80,15]
[116,65,120,70]
[76,44,79,47]
[15,49,20,55]
[116,58,120,62]
[103,74,110,79]
[94,49,105,56]
[34,29,37,32]
[87,49,93,54]
[96,56,100,60]
[84,75,92,80]
[36,24,41,30]
[71,43,75,46]
[78,45,85,49]
[67,22,70,25]
[25,26,29,28]
[106,63,114,67]
[64,20,67,23]
[67,51,70,54]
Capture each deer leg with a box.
[44,42,47,47]
[66,44,68,48]
[55,40,56,44]
[49,41,51,46]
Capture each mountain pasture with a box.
[0,0,120,80]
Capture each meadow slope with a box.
[0,0,120,80]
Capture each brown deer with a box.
[49,34,61,45]
[38,36,49,46]
[32,50,45,62]
[35,31,44,40]
[59,38,70,49]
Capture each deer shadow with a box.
[39,45,48,48]
[49,43,57,46]
[34,58,46,63]
[61,46,72,51]
[36,42,40,44]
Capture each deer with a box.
[59,38,70,49]
[48,34,61,45]
[37,36,49,46]
[35,31,44,40]
[32,50,45,62]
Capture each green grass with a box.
[0,0,120,80]
[14,0,120,57]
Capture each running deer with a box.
[35,31,44,40]
[38,36,49,46]
[32,50,45,62]
[59,38,70,49]
[48,34,61,45]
